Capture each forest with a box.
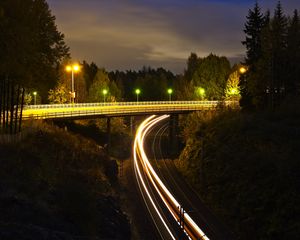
[0,0,299,239]
[176,2,300,239]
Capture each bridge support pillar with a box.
[130,116,135,136]
[106,117,111,152]
[169,114,179,158]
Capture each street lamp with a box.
[167,88,173,101]
[135,88,141,102]
[239,66,247,74]
[197,87,205,100]
[102,89,108,102]
[33,91,37,105]
[66,64,80,103]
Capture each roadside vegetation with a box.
[0,121,130,239]
[176,100,300,239]
[55,118,132,160]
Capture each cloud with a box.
[47,0,299,73]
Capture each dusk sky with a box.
[47,0,298,73]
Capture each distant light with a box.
[239,67,247,74]
[103,89,108,95]
[73,64,80,72]
[66,65,72,72]
[167,88,173,94]
[66,64,80,72]
[33,91,37,96]
[198,87,205,96]
[135,89,141,95]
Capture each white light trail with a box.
[133,116,176,240]
[133,115,210,240]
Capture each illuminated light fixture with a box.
[102,89,108,102]
[167,88,173,101]
[239,67,247,74]
[33,91,37,105]
[135,88,141,102]
[197,87,205,100]
[66,63,81,103]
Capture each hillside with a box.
[0,121,130,239]
[176,104,300,239]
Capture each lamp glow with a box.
[135,88,141,102]
[66,63,81,103]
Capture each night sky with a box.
[47,0,298,73]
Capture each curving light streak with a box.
[133,116,176,240]
[133,115,210,240]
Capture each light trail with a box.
[133,115,210,240]
[133,116,176,240]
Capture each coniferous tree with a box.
[184,53,199,82]
[240,1,298,109]
[240,1,265,109]
[271,1,288,105]
[82,61,98,93]
[251,10,272,108]
[242,1,265,65]
[286,10,300,95]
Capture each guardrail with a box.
[23,101,228,109]
[22,101,238,120]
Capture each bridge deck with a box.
[22,101,237,120]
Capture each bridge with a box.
[19,101,238,239]
[22,100,237,120]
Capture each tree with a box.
[191,54,231,100]
[242,1,265,65]
[48,81,69,104]
[240,1,265,109]
[184,53,199,82]
[286,10,300,95]
[271,1,288,104]
[240,1,296,110]
[248,10,272,109]
[88,69,110,102]
[88,68,122,102]
[174,74,194,101]
[0,0,69,101]
[225,71,241,101]
[82,61,98,93]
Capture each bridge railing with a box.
[24,100,236,110]
[21,101,238,120]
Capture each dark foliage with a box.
[109,67,176,101]
[176,104,300,239]
[0,0,69,101]
[0,122,130,239]
[241,1,300,110]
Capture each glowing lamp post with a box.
[135,88,141,102]
[167,88,173,101]
[66,64,80,103]
[239,66,247,74]
[197,87,205,100]
[102,89,108,102]
[33,91,37,105]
